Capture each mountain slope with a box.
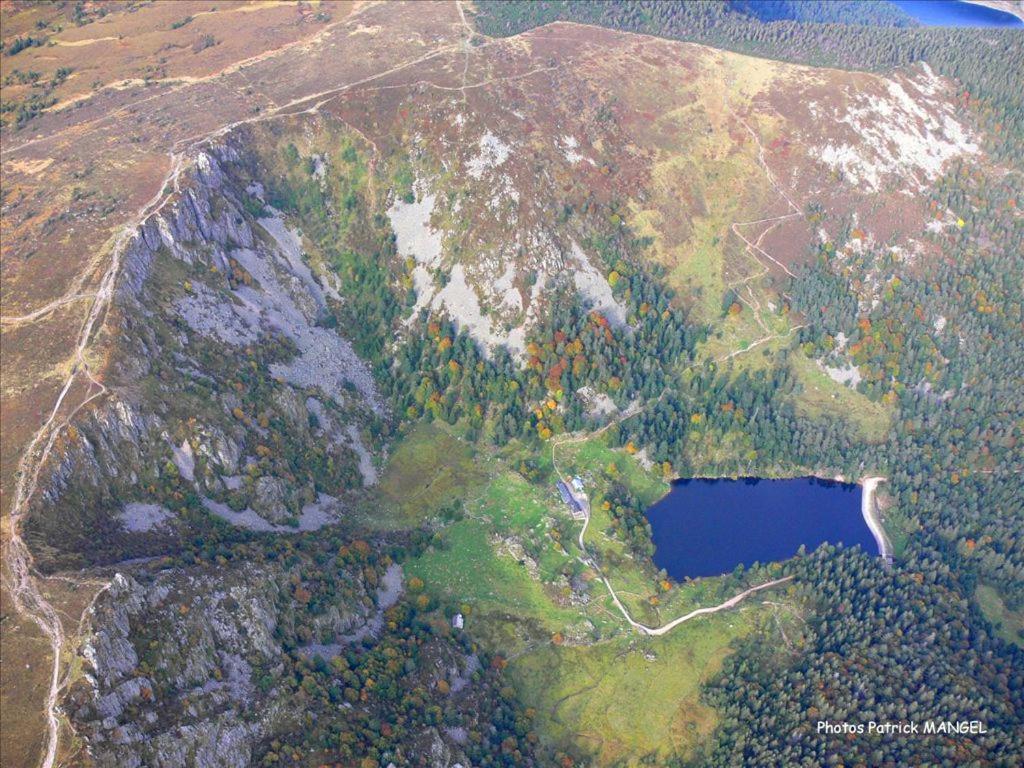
[2,2,1021,767]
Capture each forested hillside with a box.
[703,547,1024,766]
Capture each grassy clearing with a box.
[975,583,1024,647]
[789,353,892,442]
[562,437,669,506]
[405,519,572,626]
[475,473,553,534]
[375,423,787,764]
[724,54,785,105]
[474,472,581,583]
[698,303,794,370]
[667,215,729,323]
[381,427,588,635]
[510,608,762,766]
[627,90,769,327]
[367,422,489,528]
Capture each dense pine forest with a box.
[701,547,1024,766]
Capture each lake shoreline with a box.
[960,0,1024,24]
[860,476,894,563]
[895,0,1024,26]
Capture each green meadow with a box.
[371,420,782,764]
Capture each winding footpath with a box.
[551,415,792,637]
[4,150,186,768]
[545,99,815,635]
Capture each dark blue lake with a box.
[892,1,1023,27]
[646,477,876,579]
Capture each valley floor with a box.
[365,421,807,763]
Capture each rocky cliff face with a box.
[20,136,405,765]
[72,570,280,768]
[28,123,529,767]
[67,542,492,767]
[24,138,384,572]
[68,560,385,767]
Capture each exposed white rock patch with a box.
[175,283,259,347]
[296,493,344,530]
[388,177,620,360]
[228,244,382,413]
[845,227,874,256]
[820,361,862,387]
[257,213,330,311]
[819,145,880,191]
[915,62,943,96]
[577,386,618,418]
[172,440,196,482]
[813,68,978,193]
[493,262,523,312]
[202,493,342,533]
[934,315,947,333]
[431,264,505,353]
[925,209,960,234]
[467,131,511,179]
[449,654,480,694]
[305,397,331,432]
[560,134,594,166]
[346,425,378,486]
[378,562,403,610]
[303,563,404,656]
[120,503,173,533]
[505,274,546,358]
[486,173,520,219]
[888,242,924,266]
[565,149,592,165]
[634,447,655,472]
[221,475,245,491]
[202,497,283,532]
[570,241,627,327]
[388,192,444,322]
[311,154,327,181]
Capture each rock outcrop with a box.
[24,140,384,571]
[71,560,379,767]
